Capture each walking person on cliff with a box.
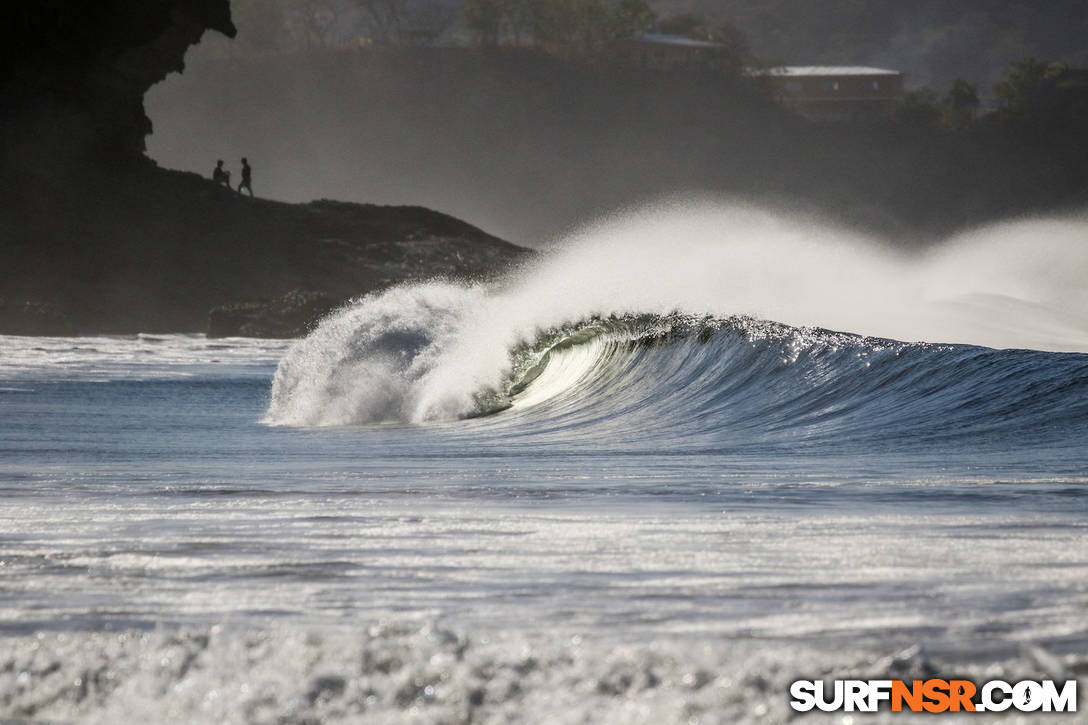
[238,157,253,197]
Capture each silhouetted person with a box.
[211,159,230,187]
[238,157,253,197]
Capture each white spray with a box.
[265,198,1088,427]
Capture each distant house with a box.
[610,33,723,71]
[751,66,905,122]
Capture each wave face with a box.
[486,315,1088,452]
[265,202,1088,445]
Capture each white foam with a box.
[3,622,1084,725]
[266,199,1088,426]
[0,334,288,381]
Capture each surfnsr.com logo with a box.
[790,679,1077,713]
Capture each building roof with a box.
[753,66,901,77]
[632,33,722,49]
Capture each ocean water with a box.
[2,202,1088,723]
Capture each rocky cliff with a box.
[0,1,529,337]
[3,1,236,167]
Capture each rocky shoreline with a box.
[2,166,529,337]
[0,2,530,338]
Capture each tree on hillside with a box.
[465,0,656,50]
[942,78,980,129]
[528,0,605,50]
[504,0,541,44]
[946,78,980,108]
[612,0,657,38]
[655,12,750,73]
[232,0,291,54]
[894,88,941,128]
[355,0,402,44]
[894,80,983,131]
[993,57,1062,113]
[657,13,705,38]
[710,20,749,57]
[282,0,363,48]
[397,0,460,44]
[463,0,505,45]
[991,57,1088,149]
[284,0,327,48]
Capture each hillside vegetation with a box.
[648,0,1088,89]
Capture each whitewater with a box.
[267,199,1088,427]
[2,201,1087,723]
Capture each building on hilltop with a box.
[751,66,905,122]
[610,33,725,71]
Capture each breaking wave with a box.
[265,200,1088,439]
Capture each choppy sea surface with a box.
[3,205,1088,723]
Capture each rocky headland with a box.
[0,2,529,337]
